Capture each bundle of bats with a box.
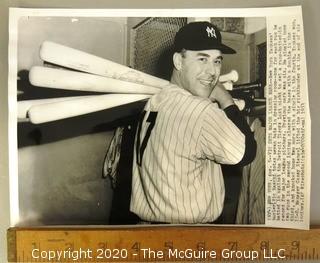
[18,41,242,124]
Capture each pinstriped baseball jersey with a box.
[130,85,246,223]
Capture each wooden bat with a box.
[219,70,239,83]
[40,41,239,89]
[25,94,245,124]
[39,41,171,89]
[29,66,161,94]
[18,96,92,119]
[27,94,150,124]
[219,70,239,91]
[233,98,245,111]
[30,65,238,93]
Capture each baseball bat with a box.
[29,66,161,94]
[221,81,233,91]
[29,65,239,94]
[233,98,245,111]
[232,82,262,92]
[219,70,239,91]
[39,41,171,89]
[18,96,92,119]
[219,70,239,83]
[28,94,150,124]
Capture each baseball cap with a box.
[173,21,236,54]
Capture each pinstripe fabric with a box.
[236,119,265,224]
[130,86,246,223]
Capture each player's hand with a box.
[209,82,235,109]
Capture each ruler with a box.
[7,226,320,262]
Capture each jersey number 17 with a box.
[136,110,158,166]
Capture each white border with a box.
[8,8,19,226]
[9,6,302,18]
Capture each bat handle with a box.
[219,70,239,83]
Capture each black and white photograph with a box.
[13,14,267,226]
[8,8,310,229]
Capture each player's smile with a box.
[199,77,216,87]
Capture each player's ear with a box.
[173,52,182,71]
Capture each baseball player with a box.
[130,22,257,224]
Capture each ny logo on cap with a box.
[206,26,217,38]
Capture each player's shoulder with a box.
[172,88,216,112]
[187,94,221,113]
[148,84,221,113]
[162,85,212,104]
